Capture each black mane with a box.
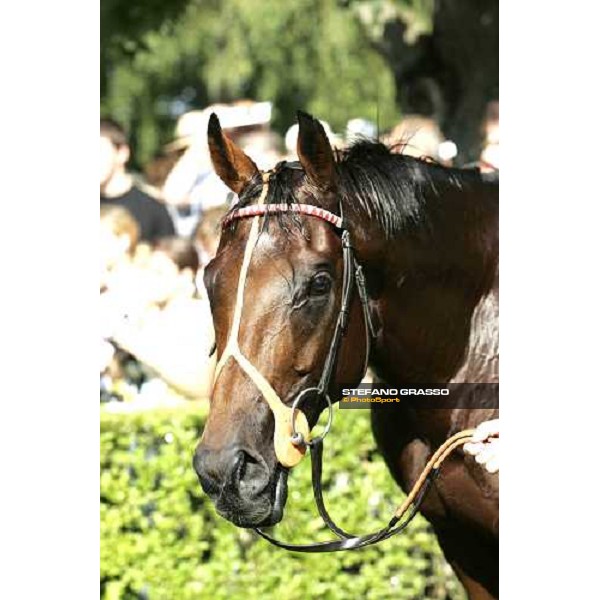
[225,139,497,238]
[335,140,495,237]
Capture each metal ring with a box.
[291,387,334,446]
[290,432,305,447]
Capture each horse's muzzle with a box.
[193,446,288,527]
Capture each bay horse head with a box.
[193,112,370,527]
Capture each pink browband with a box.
[222,203,343,229]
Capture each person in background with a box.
[161,103,285,237]
[107,237,215,402]
[160,111,235,237]
[100,205,146,402]
[100,205,139,291]
[99,204,152,329]
[100,117,175,243]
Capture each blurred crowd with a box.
[100,99,499,409]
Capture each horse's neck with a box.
[367,185,498,387]
[370,269,498,446]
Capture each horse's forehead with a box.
[249,230,304,274]
[257,218,338,256]
[213,216,339,288]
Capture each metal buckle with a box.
[341,229,352,248]
[290,387,334,447]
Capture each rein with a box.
[217,166,475,552]
[256,430,474,552]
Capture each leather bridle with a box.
[214,164,475,552]
[213,163,375,468]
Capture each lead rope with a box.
[255,429,475,552]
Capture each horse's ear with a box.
[296,111,336,191]
[207,113,259,195]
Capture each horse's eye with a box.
[309,273,332,296]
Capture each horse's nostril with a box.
[231,450,246,481]
[195,445,271,500]
[230,450,270,497]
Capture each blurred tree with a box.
[101,0,190,90]
[101,0,203,166]
[101,0,399,166]
[101,0,497,166]
[351,0,498,162]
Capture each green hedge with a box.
[101,404,465,600]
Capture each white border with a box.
[0,1,98,597]
[502,2,600,597]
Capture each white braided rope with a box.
[223,203,343,229]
